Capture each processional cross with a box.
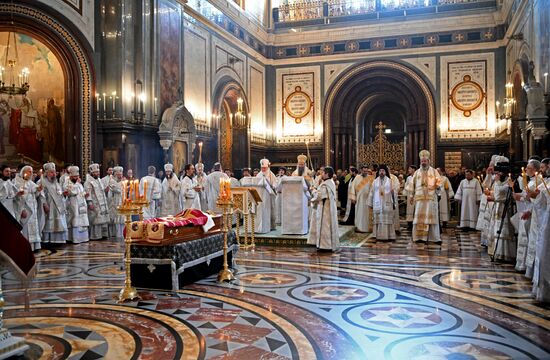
[375,121,386,164]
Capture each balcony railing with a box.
[273,0,496,27]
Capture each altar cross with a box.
[375,121,386,164]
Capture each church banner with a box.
[282,72,315,137]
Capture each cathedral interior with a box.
[0,0,550,359]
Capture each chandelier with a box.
[230,97,249,129]
[0,32,30,96]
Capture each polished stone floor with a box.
[3,226,550,360]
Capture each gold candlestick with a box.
[198,141,203,164]
[217,197,235,283]
[116,202,141,303]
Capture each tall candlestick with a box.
[545,73,548,94]
[102,92,107,116]
[143,180,148,201]
[198,141,203,163]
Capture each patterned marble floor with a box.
[2,226,550,360]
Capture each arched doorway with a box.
[212,79,250,172]
[324,60,436,170]
[0,2,94,169]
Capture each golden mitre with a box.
[419,150,430,160]
[297,154,308,163]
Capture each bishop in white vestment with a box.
[256,158,278,230]
[403,165,417,229]
[14,166,42,251]
[140,166,162,220]
[406,150,442,243]
[64,166,89,243]
[454,170,482,229]
[38,162,68,244]
[160,163,182,216]
[487,168,516,262]
[531,159,550,302]
[308,167,339,251]
[180,164,201,210]
[368,165,397,241]
[195,163,209,211]
[84,163,110,240]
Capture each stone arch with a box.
[212,76,251,171]
[0,1,95,170]
[158,101,197,172]
[323,60,436,170]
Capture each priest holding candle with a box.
[84,163,110,240]
[140,166,162,219]
[63,166,89,243]
[205,162,229,212]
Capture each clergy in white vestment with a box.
[64,166,89,243]
[308,166,339,251]
[256,158,278,230]
[160,163,182,216]
[13,166,42,251]
[0,164,17,217]
[275,167,286,226]
[240,168,252,186]
[225,169,241,189]
[195,163,209,211]
[530,158,550,302]
[389,170,401,233]
[292,154,313,183]
[140,166,162,220]
[403,165,417,229]
[477,164,495,233]
[368,165,397,241]
[406,150,442,243]
[437,168,455,226]
[517,159,542,277]
[348,165,374,232]
[205,162,229,213]
[107,166,125,239]
[84,163,110,240]
[454,170,482,229]
[180,164,201,210]
[100,167,113,189]
[38,162,68,244]
[486,163,516,262]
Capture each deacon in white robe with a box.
[308,167,339,251]
[403,166,417,229]
[239,168,253,186]
[406,150,442,243]
[520,160,543,278]
[256,159,278,230]
[160,163,182,216]
[348,166,374,232]
[38,162,68,244]
[14,166,42,250]
[477,165,495,232]
[180,164,201,210]
[205,162,229,213]
[0,164,17,217]
[84,163,110,239]
[64,166,90,243]
[107,166,125,239]
[454,170,482,229]
[367,165,397,241]
[140,166,162,220]
[437,169,455,225]
[195,163,209,211]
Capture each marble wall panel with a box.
[249,61,266,137]
[184,26,208,122]
[158,0,182,113]
[36,0,94,48]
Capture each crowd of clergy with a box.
[1,150,549,302]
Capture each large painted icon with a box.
[0,32,65,166]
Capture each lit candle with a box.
[143,180,148,202]
[122,180,126,203]
[134,180,139,200]
[111,91,116,117]
[535,172,539,188]
[544,73,548,94]
[154,97,158,116]
[198,141,203,163]
[102,92,107,115]
[95,93,100,113]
